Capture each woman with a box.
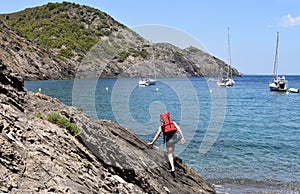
[149,112,185,176]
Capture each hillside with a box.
[0,2,240,80]
[0,61,216,193]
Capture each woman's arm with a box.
[149,126,162,146]
[174,122,185,144]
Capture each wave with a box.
[208,178,300,194]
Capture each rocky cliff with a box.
[0,2,240,80]
[0,63,216,193]
[0,20,75,80]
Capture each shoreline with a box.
[208,178,300,194]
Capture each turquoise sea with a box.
[25,75,300,193]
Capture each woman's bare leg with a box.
[167,145,175,171]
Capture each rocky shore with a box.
[0,63,216,193]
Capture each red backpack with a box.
[160,112,177,134]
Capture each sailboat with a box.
[269,32,288,92]
[138,77,156,86]
[217,27,235,87]
[138,43,157,86]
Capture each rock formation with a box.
[0,20,75,80]
[0,2,241,80]
[0,63,216,193]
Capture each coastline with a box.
[209,179,300,194]
[0,64,216,193]
[24,76,300,194]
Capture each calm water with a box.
[25,76,300,193]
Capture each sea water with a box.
[25,76,300,193]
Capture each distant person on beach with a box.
[149,112,185,177]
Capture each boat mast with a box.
[273,32,279,79]
[227,27,232,78]
[152,43,156,80]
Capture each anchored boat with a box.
[217,27,235,87]
[269,32,288,92]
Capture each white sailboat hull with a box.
[217,28,235,87]
[269,77,288,91]
[147,78,157,85]
[269,32,288,92]
[217,78,235,87]
[138,78,157,86]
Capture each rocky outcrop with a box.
[98,43,237,78]
[0,63,216,193]
[0,2,240,80]
[0,20,75,80]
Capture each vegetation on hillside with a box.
[0,2,240,78]
[0,2,142,61]
[46,112,80,137]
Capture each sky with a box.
[1,0,300,75]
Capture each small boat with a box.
[138,78,148,86]
[138,43,157,86]
[269,32,288,92]
[138,78,157,86]
[217,27,235,87]
[269,76,288,91]
[146,78,157,85]
[217,77,235,87]
[288,88,299,93]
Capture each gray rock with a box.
[0,20,75,81]
[0,6,240,81]
[0,57,216,193]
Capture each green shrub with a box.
[118,51,129,62]
[46,112,61,123]
[34,112,42,119]
[58,48,73,59]
[47,3,57,11]
[116,33,124,40]
[139,49,148,59]
[46,112,80,136]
